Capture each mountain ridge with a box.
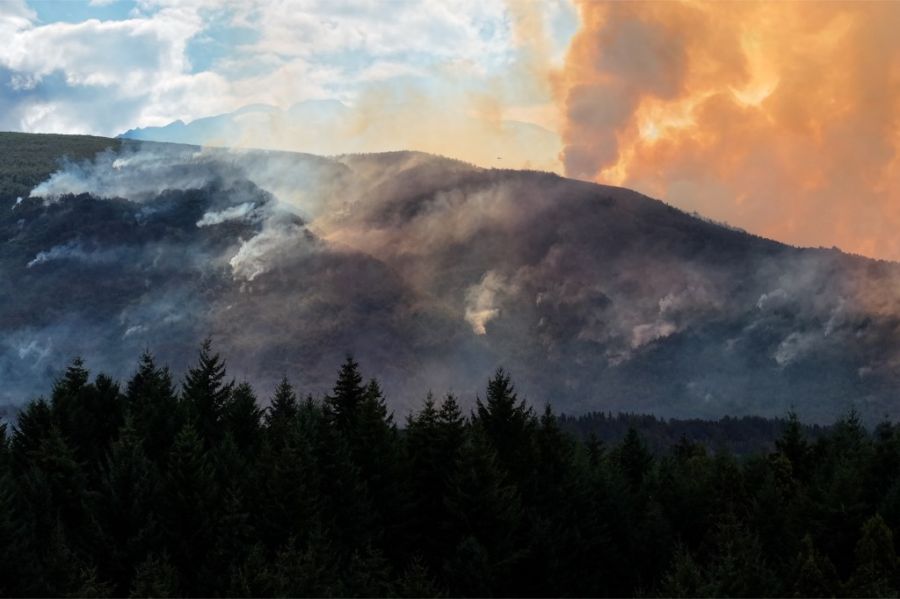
[2,131,900,423]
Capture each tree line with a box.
[1,340,899,597]
[559,411,828,457]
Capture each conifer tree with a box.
[474,368,536,485]
[776,411,810,481]
[10,397,52,473]
[91,419,159,595]
[260,406,322,550]
[616,427,653,491]
[181,339,233,447]
[354,378,402,528]
[444,429,523,595]
[791,534,839,598]
[126,352,179,464]
[847,514,898,596]
[265,376,298,444]
[224,382,263,455]
[324,355,366,433]
[161,424,218,594]
[51,358,124,467]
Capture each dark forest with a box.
[1,341,899,597]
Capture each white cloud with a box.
[0,0,561,165]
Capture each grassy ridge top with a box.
[0,131,120,201]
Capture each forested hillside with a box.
[5,133,900,422]
[0,132,120,200]
[1,343,900,597]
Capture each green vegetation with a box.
[0,132,119,201]
[2,342,899,597]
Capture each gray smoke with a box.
[4,140,900,423]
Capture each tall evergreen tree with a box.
[181,339,233,447]
[323,355,366,433]
[224,382,263,455]
[50,359,124,469]
[10,397,52,474]
[91,419,160,595]
[161,424,218,595]
[266,376,298,444]
[776,411,811,482]
[126,352,179,465]
[473,368,536,485]
[616,427,653,491]
[444,429,523,596]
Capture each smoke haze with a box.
[4,138,900,422]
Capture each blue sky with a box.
[0,0,577,167]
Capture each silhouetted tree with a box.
[181,339,233,447]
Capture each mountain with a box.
[118,102,338,147]
[117,101,562,171]
[2,131,900,422]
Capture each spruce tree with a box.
[161,424,218,595]
[224,382,263,455]
[10,398,52,474]
[92,419,159,595]
[266,376,298,444]
[473,368,536,485]
[324,355,366,433]
[126,352,179,465]
[181,339,233,447]
[776,411,810,482]
[51,358,124,468]
[616,427,653,491]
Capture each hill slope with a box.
[2,131,900,422]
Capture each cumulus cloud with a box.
[0,0,572,172]
[0,2,228,134]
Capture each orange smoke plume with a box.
[556,1,900,260]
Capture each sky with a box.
[2,0,900,261]
[0,0,577,171]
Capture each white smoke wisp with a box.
[464,271,516,335]
[197,202,256,227]
[229,219,315,283]
[26,241,119,268]
[29,145,215,201]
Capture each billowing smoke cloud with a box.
[555,2,900,260]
